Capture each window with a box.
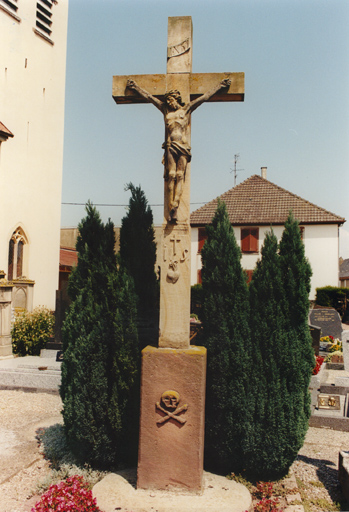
[35,0,55,39]
[8,228,27,280]
[198,227,207,253]
[241,228,259,253]
[0,0,18,14]
[8,239,14,280]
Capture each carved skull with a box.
[161,390,180,410]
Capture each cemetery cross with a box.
[112,16,244,349]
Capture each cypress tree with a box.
[60,203,139,468]
[200,200,251,474]
[120,183,158,347]
[279,213,314,455]
[245,216,313,479]
[246,230,293,478]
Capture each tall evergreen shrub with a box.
[60,203,139,468]
[279,213,314,451]
[200,200,251,473]
[245,215,313,479]
[246,231,294,478]
[120,183,158,316]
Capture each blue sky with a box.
[61,0,349,255]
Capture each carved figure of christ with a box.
[126,78,231,222]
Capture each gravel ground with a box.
[0,389,349,512]
[291,428,349,511]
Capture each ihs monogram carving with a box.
[156,390,188,425]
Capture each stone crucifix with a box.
[113,16,244,350]
[112,17,245,493]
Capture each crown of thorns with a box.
[164,90,185,106]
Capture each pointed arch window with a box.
[8,228,27,280]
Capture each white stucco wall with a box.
[0,1,68,309]
[191,224,340,301]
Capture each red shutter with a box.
[198,228,207,253]
[241,228,249,253]
[241,228,259,253]
[250,228,258,252]
[197,269,202,284]
[245,269,253,284]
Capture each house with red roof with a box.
[190,169,345,300]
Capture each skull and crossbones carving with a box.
[156,390,188,425]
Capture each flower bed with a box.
[312,355,325,375]
[32,475,101,512]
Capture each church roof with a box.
[60,247,78,268]
[190,175,345,226]
[0,121,14,140]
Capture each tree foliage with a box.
[201,206,313,478]
[200,200,251,473]
[278,213,314,456]
[246,230,293,477]
[120,183,158,318]
[245,214,313,479]
[60,202,139,468]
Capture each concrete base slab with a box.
[0,356,61,392]
[93,469,253,512]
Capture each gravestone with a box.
[309,324,321,355]
[113,16,244,492]
[309,307,343,340]
[342,330,349,371]
[0,281,14,359]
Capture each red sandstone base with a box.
[137,345,207,493]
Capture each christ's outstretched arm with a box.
[188,78,231,113]
[126,79,163,111]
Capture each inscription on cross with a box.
[113,16,244,349]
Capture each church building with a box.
[0,0,68,310]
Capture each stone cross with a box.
[113,16,244,349]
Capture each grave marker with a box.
[309,307,343,340]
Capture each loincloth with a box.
[162,141,192,177]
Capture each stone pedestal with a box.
[0,283,14,358]
[137,345,207,493]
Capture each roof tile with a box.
[190,175,345,226]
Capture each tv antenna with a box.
[230,153,244,186]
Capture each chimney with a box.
[261,167,267,179]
